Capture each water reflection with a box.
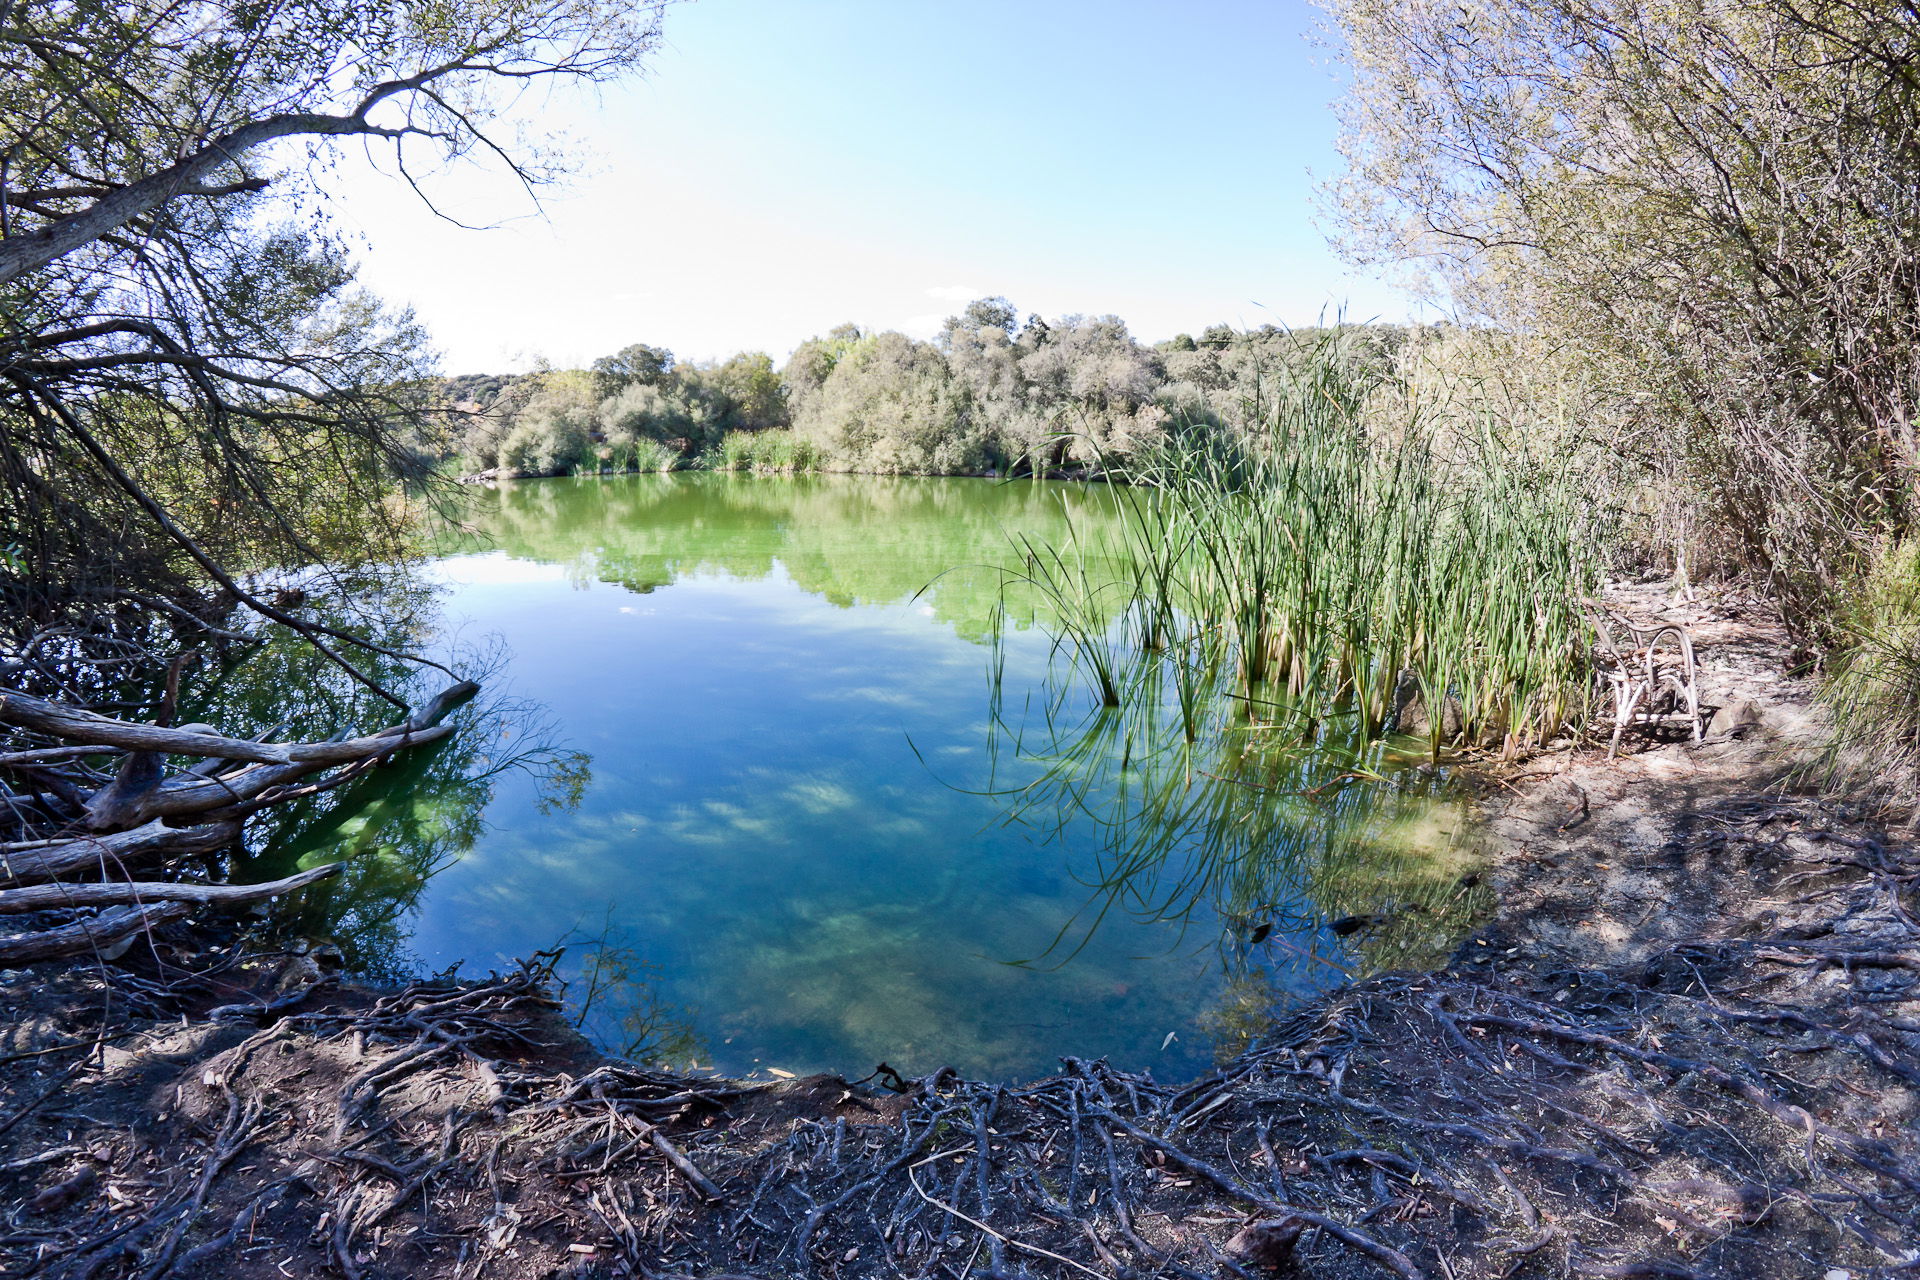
[197,574,592,984]
[222,473,1483,1080]
[558,921,704,1065]
[976,643,1490,999]
[438,472,1132,642]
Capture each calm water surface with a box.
[232,473,1484,1081]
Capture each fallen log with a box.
[0,680,481,831]
[0,819,238,887]
[0,902,190,964]
[0,681,480,770]
[82,730,454,829]
[0,863,339,914]
[0,678,479,965]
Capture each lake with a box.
[225,471,1484,1082]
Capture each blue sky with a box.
[327,0,1418,373]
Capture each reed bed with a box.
[1015,340,1606,759]
[716,429,822,473]
[599,438,682,473]
[965,342,1600,992]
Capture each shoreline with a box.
[4,585,1915,1278]
[453,461,1111,486]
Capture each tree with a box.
[592,343,677,396]
[1322,0,1920,636]
[1,0,667,700]
[956,296,1017,337]
[1016,315,1167,465]
[704,352,788,433]
[792,331,977,474]
[500,374,599,476]
[942,312,1027,471]
[598,382,691,456]
[781,325,866,430]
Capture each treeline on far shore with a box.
[432,303,1438,480]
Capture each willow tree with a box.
[0,0,666,701]
[1322,0,1920,639]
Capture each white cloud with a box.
[924,284,983,303]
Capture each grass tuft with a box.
[1007,335,1606,759]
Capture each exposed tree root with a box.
[1,784,1913,1279]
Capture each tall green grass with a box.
[1014,339,1605,758]
[603,438,683,473]
[1821,538,1920,788]
[715,429,821,473]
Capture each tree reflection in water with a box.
[199,479,1491,1074]
[974,633,1491,1060]
[205,576,708,1066]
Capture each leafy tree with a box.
[598,382,692,457]
[959,296,1018,337]
[690,351,788,435]
[780,324,867,429]
[592,343,676,396]
[0,0,666,699]
[942,314,1026,471]
[500,374,599,476]
[450,313,1445,484]
[793,331,978,474]
[1323,0,1920,637]
[1015,315,1168,465]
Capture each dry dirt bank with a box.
[2,589,1915,1280]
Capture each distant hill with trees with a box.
[436,308,1443,480]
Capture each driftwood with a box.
[0,863,339,914]
[0,680,478,963]
[0,682,478,830]
[0,684,477,769]
[1590,613,1705,755]
[0,819,239,887]
[0,901,190,963]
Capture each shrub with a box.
[1822,540,1920,787]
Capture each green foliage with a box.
[716,430,820,473]
[448,346,792,476]
[443,314,1489,491]
[1013,337,1606,758]
[780,324,869,437]
[592,343,676,396]
[1326,0,1920,644]
[598,437,682,474]
[791,331,982,474]
[1822,540,1920,786]
[498,377,600,476]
